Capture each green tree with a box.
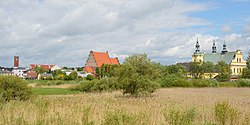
[216,61,231,82]
[116,54,162,95]
[242,57,250,79]
[0,76,32,102]
[53,69,66,80]
[202,61,218,78]
[69,71,78,80]
[34,66,48,74]
[189,62,203,79]
[166,64,187,77]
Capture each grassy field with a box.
[32,88,80,95]
[1,87,250,125]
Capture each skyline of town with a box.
[0,0,250,67]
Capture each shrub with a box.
[116,54,162,95]
[160,75,181,87]
[71,80,96,92]
[215,101,239,125]
[172,78,192,87]
[191,79,219,87]
[236,79,250,87]
[71,77,119,92]
[102,110,148,125]
[0,76,32,102]
[164,107,196,125]
[86,74,95,81]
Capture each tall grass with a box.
[0,88,250,124]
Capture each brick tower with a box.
[14,56,19,68]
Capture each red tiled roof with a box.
[30,64,55,70]
[92,52,112,67]
[85,66,94,74]
[110,58,119,65]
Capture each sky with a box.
[0,0,250,67]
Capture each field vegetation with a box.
[1,88,250,125]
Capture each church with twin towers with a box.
[192,38,247,77]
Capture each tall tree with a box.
[216,61,231,82]
[116,54,162,95]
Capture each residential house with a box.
[12,67,28,79]
[24,69,37,79]
[84,51,119,74]
[0,69,14,76]
[30,64,61,72]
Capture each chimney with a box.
[106,51,108,53]
[14,56,19,68]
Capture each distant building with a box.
[0,69,14,76]
[12,67,28,79]
[84,51,119,74]
[24,69,37,79]
[38,73,53,80]
[191,39,247,79]
[30,64,61,71]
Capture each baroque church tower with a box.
[192,38,203,62]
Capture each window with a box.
[234,68,236,73]
[239,58,241,62]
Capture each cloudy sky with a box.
[0,0,250,67]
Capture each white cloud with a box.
[0,0,248,67]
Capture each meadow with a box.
[1,85,250,125]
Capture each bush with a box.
[160,75,181,87]
[160,76,219,88]
[0,76,32,102]
[102,110,148,125]
[172,78,192,87]
[86,74,95,81]
[71,77,119,92]
[236,79,250,87]
[215,101,239,125]
[164,107,196,125]
[191,79,219,87]
[116,54,162,96]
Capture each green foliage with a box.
[102,110,148,125]
[86,74,95,81]
[215,101,239,125]
[241,59,250,79]
[160,75,219,88]
[236,79,250,87]
[0,76,32,102]
[96,64,120,78]
[69,71,78,80]
[34,66,49,74]
[216,61,231,82]
[191,79,219,87]
[160,75,182,87]
[71,77,119,92]
[164,64,187,77]
[164,107,196,125]
[116,54,162,95]
[52,70,66,80]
